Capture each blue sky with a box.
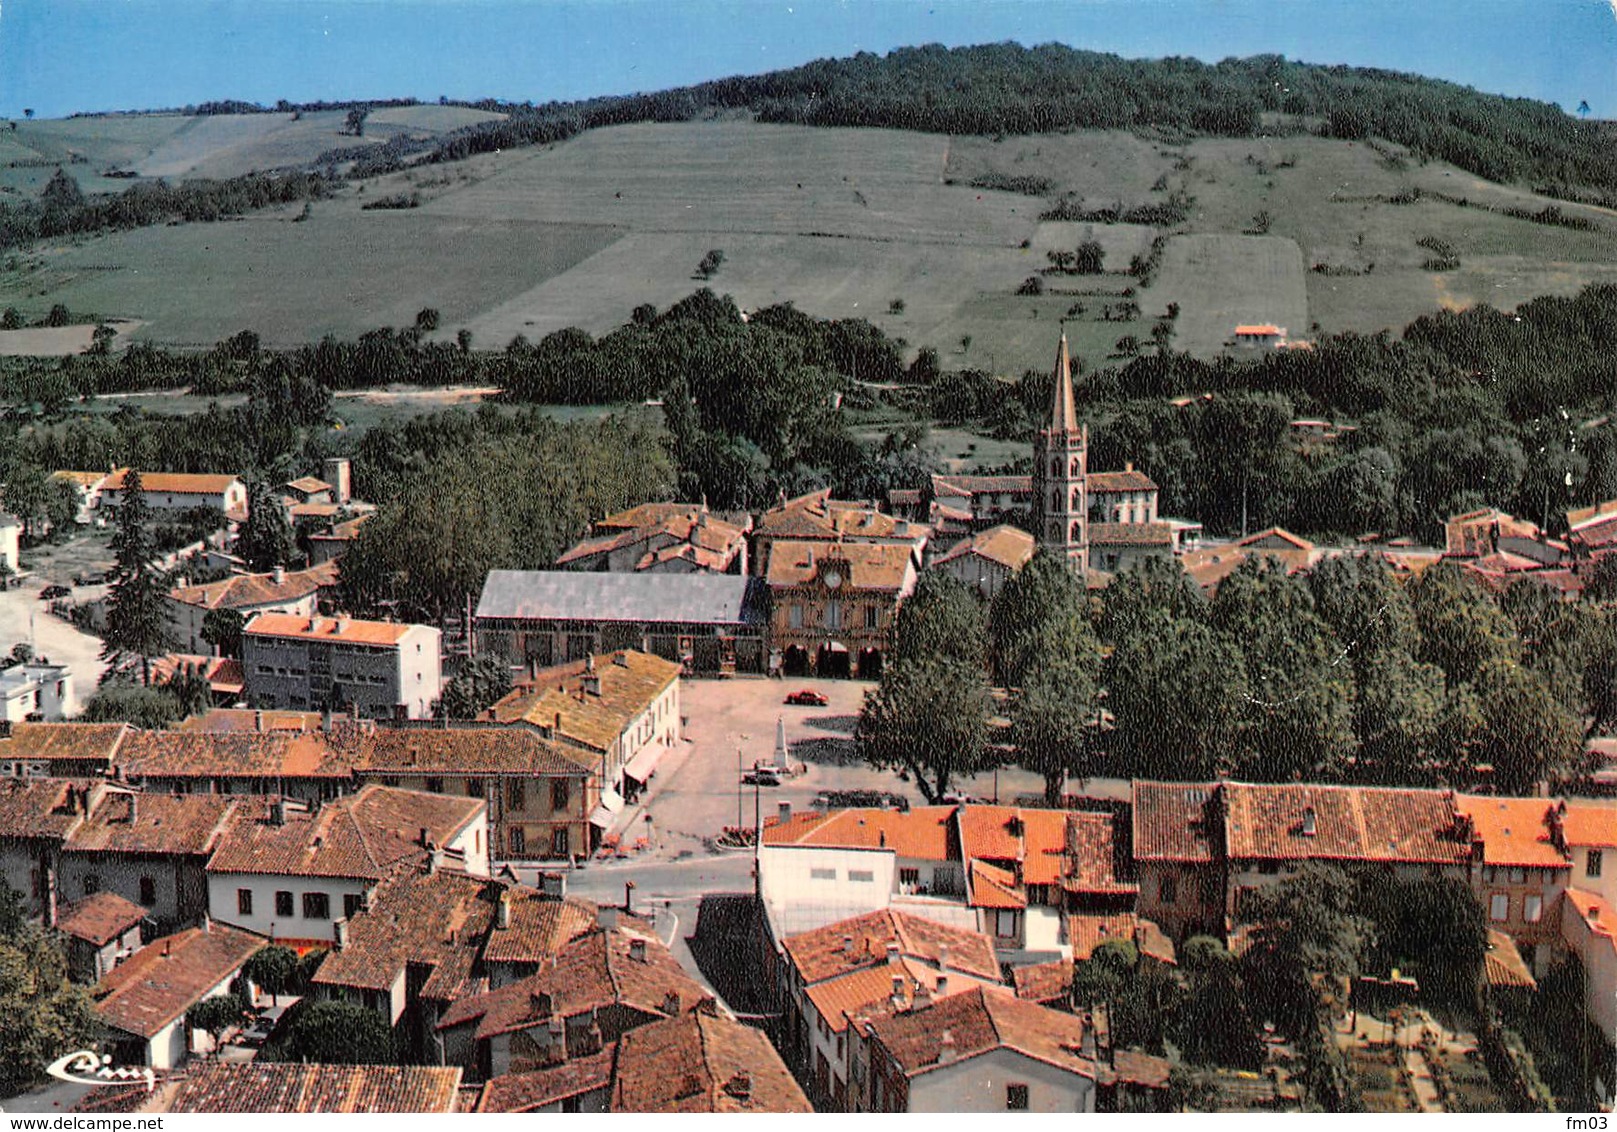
[2,1,1614,120]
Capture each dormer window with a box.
[1300,807,1318,837]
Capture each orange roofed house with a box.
[99,469,248,520]
[204,784,488,949]
[242,613,442,720]
[774,907,1002,1109]
[760,803,1142,963]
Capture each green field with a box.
[4,115,1617,380]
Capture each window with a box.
[899,867,920,888]
[1490,893,1509,922]
[827,600,842,630]
[1007,1084,1029,1111]
[344,893,364,919]
[508,780,526,811]
[237,889,253,916]
[789,604,804,629]
[303,892,331,920]
[552,779,571,811]
[1509,867,1526,884]
[81,875,100,896]
[995,910,1018,939]
[864,605,879,630]
[510,827,526,856]
[849,869,875,883]
[275,891,294,917]
[1159,874,1178,905]
[810,867,837,881]
[551,829,570,858]
[1525,894,1543,923]
[1589,849,1604,879]
[138,877,157,906]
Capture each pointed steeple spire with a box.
[1049,331,1078,434]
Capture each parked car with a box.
[784,689,829,707]
[72,571,107,586]
[742,767,782,787]
[814,789,909,812]
[38,584,70,600]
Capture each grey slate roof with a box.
[475,570,767,626]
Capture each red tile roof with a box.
[103,470,241,495]
[610,1010,812,1113]
[867,985,1096,1080]
[480,891,599,966]
[1067,912,1142,961]
[438,925,709,1040]
[168,568,324,612]
[207,786,482,880]
[163,1063,461,1113]
[1011,959,1072,1005]
[762,806,957,860]
[1062,811,1137,895]
[95,925,264,1038]
[476,1048,614,1112]
[312,868,496,998]
[1089,469,1158,493]
[0,777,94,840]
[1557,800,1617,848]
[118,729,352,781]
[930,525,1036,571]
[487,650,681,752]
[358,728,594,776]
[1131,782,1217,862]
[764,540,917,592]
[968,858,1025,909]
[55,892,148,946]
[1222,782,1467,864]
[65,791,237,857]
[1089,521,1175,548]
[0,722,129,765]
[782,908,1001,985]
[244,613,421,646]
[1457,795,1566,867]
[805,955,989,1034]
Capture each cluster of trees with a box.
[1070,864,1488,1110]
[0,885,98,1098]
[1105,554,1588,793]
[858,553,1099,804]
[338,410,673,624]
[0,168,326,252]
[860,546,1592,798]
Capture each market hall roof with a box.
[475,570,767,626]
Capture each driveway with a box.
[0,584,108,714]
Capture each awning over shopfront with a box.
[623,745,663,784]
[589,787,624,828]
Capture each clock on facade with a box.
[823,570,843,590]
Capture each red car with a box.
[785,689,829,707]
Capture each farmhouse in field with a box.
[100,469,249,520]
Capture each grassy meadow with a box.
[4,114,1617,409]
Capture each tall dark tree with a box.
[236,482,296,573]
[856,657,994,803]
[101,470,174,685]
[0,884,99,1098]
[437,655,514,719]
[893,571,985,667]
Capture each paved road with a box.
[0,585,107,714]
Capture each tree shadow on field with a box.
[789,736,861,767]
[804,712,858,735]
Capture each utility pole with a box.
[737,746,743,829]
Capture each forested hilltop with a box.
[367,45,1617,201]
[6,44,1614,253]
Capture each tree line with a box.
[860,546,1598,800]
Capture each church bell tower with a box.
[1032,332,1088,578]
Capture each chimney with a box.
[613,651,628,667]
[544,1008,563,1037]
[661,990,681,1015]
[778,802,792,824]
[841,934,855,954]
[540,871,567,900]
[937,1029,956,1063]
[496,891,511,930]
[125,793,137,824]
[629,937,648,964]
[418,826,430,847]
[891,972,905,1003]
[271,798,287,825]
[553,711,562,736]
[202,914,212,934]
[885,942,900,966]
[1301,806,1318,837]
[912,982,933,1011]
[162,939,171,958]
[937,943,950,972]
[334,918,349,950]
[272,565,286,585]
[582,656,601,698]
[935,973,948,996]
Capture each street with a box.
[0,585,107,715]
